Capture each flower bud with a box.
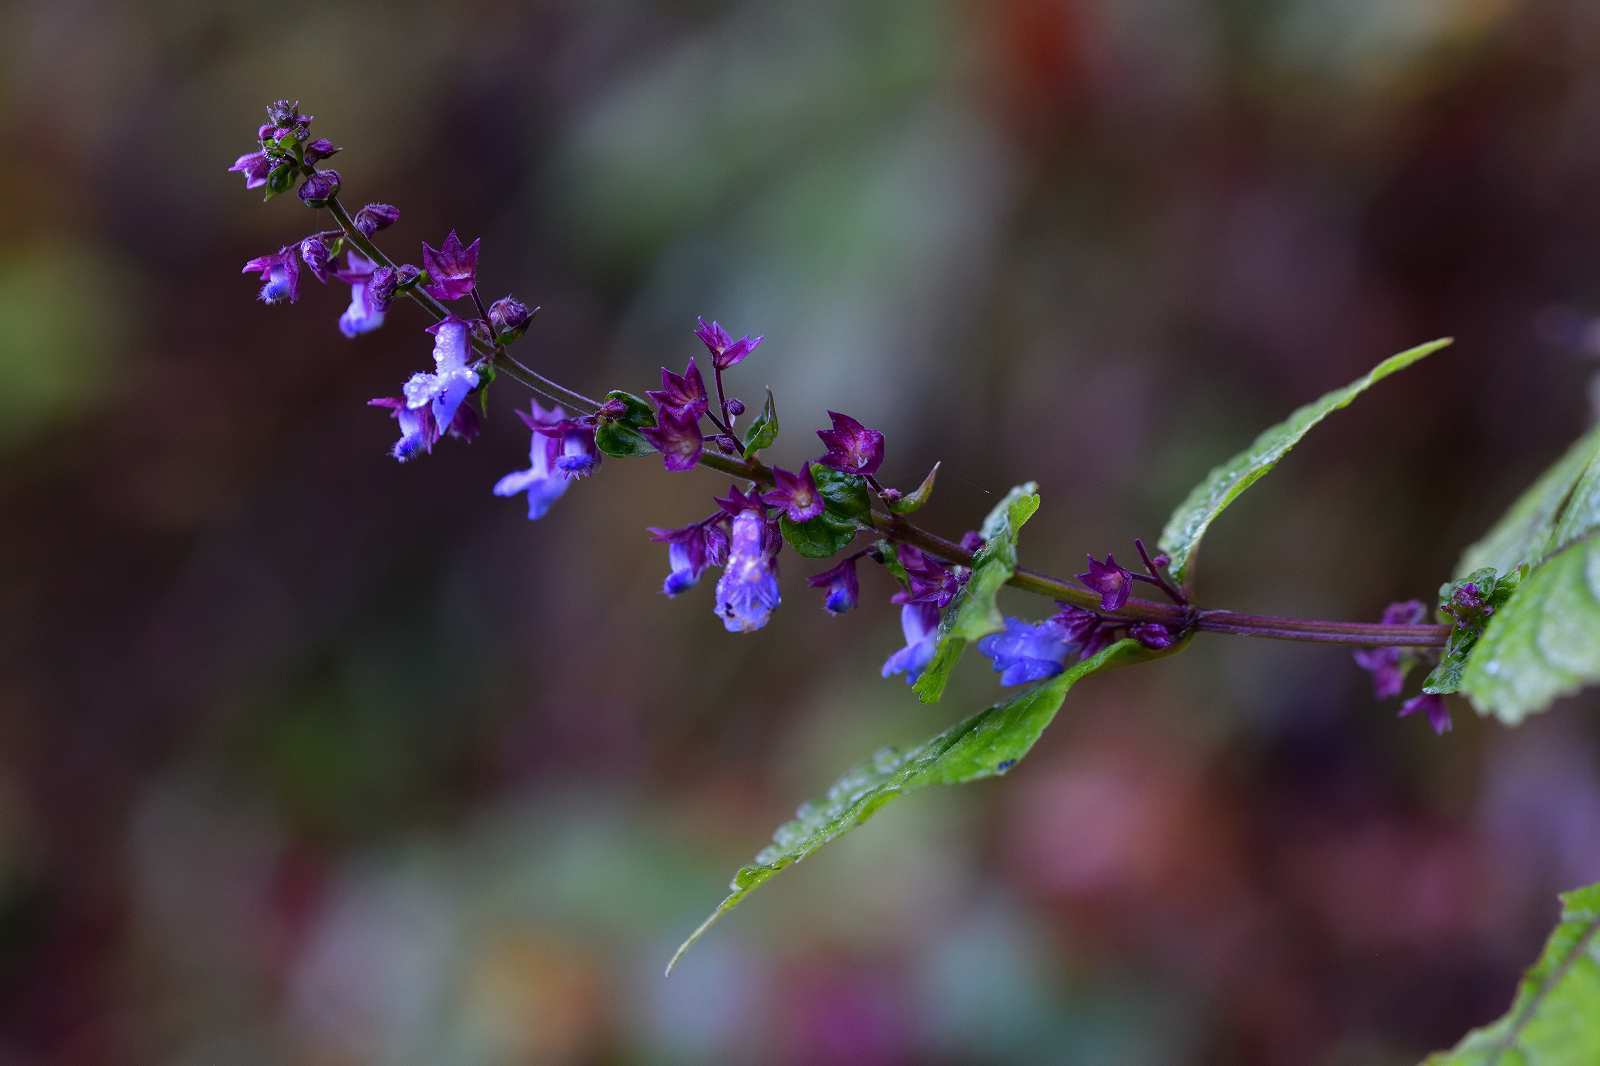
[298,169,341,208]
[304,138,341,163]
[299,234,333,283]
[394,263,422,290]
[488,295,534,341]
[365,266,398,313]
[354,202,401,237]
[266,99,301,128]
[726,397,746,417]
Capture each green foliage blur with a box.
[4,1,1600,1063]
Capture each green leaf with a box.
[810,463,872,521]
[741,388,779,458]
[1459,537,1600,723]
[912,483,1040,704]
[1457,426,1600,576]
[1421,567,1522,696]
[889,461,940,514]
[1157,338,1452,584]
[1423,881,1600,1065]
[876,540,910,587]
[593,389,657,458]
[779,511,859,558]
[667,638,1149,975]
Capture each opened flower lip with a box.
[816,411,885,475]
[639,408,704,471]
[715,510,781,632]
[977,616,1070,686]
[242,246,300,305]
[882,602,941,684]
[647,357,709,421]
[335,251,386,337]
[807,556,861,615]
[403,316,480,431]
[531,416,602,480]
[371,393,478,463]
[494,400,572,518]
[229,150,273,190]
[694,316,764,370]
[420,229,481,301]
[763,465,825,523]
[649,522,719,597]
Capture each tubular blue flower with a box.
[694,316,764,370]
[404,316,480,431]
[763,465,825,522]
[334,251,386,337]
[421,230,480,301]
[1400,693,1452,736]
[815,411,885,476]
[649,522,717,596]
[977,616,1071,686]
[715,510,781,632]
[646,357,709,421]
[1352,600,1427,699]
[807,556,860,615]
[493,401,572,518]
[370,394,478,463]
[882,603,942,685]
[890,544,961,608]
[229,150,272,189]
[1076,554,1132,612]
[354,203,401,237]
[242,246,300,305]
[640,408,704,471]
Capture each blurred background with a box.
[4,0,1600,1062]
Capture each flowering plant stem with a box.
[318,192,1449,652]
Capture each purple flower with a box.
[649,522,718,596]
[959,531,986,555]
[229,150,272,190]
[1129,622,1176,650]
[978,617,1071,686]
[890,545,961,608]
[242,246,300,305]
[421,230,480,301]
[763,465,825,523]
[1400,693,1452,736]
[716,484,766,517]
[488,296,535,341]
[334,251,386,337]
[1076,554,1132,613]
[304,138,340,163]
[807,556,860,615]
[694,317,764,370]
[1051,604,1116,660]
[266,99,303,128]
[370,394,478,463]
[715,510,781,632]
[299,233,335,283]
[1352,600,1427,699]
[403,316,480,431]
[493,401,572,518]
[816,411,885,476]
[646,358,709,421]
[535,417,602,480]
[640,408,704,471]
[354,203,401,237]
[298,169,341,207]
[882,603,942,685]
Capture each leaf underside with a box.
[1157,338,1452,585]
[1423,881,1600,1065]
[666,638,1148,975]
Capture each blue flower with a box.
[493,401,572,519]
[403,316,480,432]
[714,510,781,632]
[336,252,387,338]
[882,603,941,685]
[977,616,1071,686]
[242,246,300,305]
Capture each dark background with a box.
[4,1,1600,1063]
